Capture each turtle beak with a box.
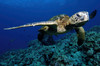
[83,12,89,22]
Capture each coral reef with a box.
[0,26,100,66]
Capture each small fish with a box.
[90,10,97,19]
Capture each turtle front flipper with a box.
[4,21,57,30]
[75,27,85,46]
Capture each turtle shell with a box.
[49,14,69,21]
[39,14,69,31]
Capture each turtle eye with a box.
[76,14,81,17]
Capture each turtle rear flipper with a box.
[38,32,55,45]
[38,32,45,42]
[75,27,85,46]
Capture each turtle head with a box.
[70,11,89,27]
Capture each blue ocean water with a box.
[0,0,100,54]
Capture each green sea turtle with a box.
[4,10,97,46]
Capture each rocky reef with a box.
[0,26,100,66]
